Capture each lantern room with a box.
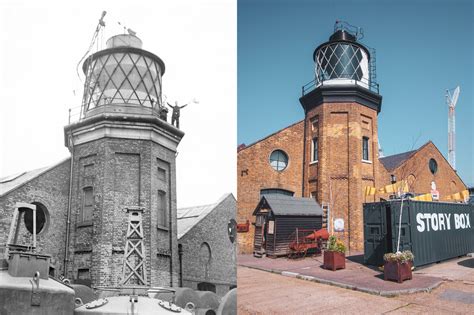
[313,21,376,91]
[81,34,165,119]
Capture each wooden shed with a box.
[252,195,323,257]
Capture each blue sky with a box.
[238,0,474,186]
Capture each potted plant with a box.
[323,236,346,271]
[383,250,414,283]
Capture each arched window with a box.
[260,188,294,197]
[199,242,212,265]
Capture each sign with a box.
[334,218,344,232]
[416,212,471,232]
[431,181,439,201]
[267,220,274,234]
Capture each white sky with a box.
[0,0,236,208]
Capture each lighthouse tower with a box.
[300,22,383,251]
[64,34,184,287]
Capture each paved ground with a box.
[238,267,474,314]
[238,254,445,296]
[237,254,474,314]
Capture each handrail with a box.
[301,76,379,96]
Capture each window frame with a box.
[311,137,318,163]
[157,189,168,230]
[269,149,289,172]
[82,186,94,223]
[362,136,370,162]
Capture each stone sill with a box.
[362,159,373,164]
[310,160,318,165]
[157,225,169,232]
[76,221,93,228]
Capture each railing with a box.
[301,76,379,96]
[67,103,165,125]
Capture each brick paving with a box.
[238,253,444,296]
[238,266,474,314]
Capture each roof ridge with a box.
[238,120,304,152]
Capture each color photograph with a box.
[237,0,473,313]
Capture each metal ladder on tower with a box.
[121,207,147,286]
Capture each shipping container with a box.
[253,195,323,257]
[364,200,474,267]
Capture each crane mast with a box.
[446,86,460,170]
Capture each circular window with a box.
[269,150,289,172]
[23,202,48,234]
[429,159,438,175]
[228,219,237,243]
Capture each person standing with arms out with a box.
[167,101,188,128]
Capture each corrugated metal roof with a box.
[177,193,234,239]
[379,149,417,171]
[254,195,323,216]
[177,203,217,239]
[0,167,49,197]
[0,158,70,197]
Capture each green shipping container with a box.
[364,200,474,267]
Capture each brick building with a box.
[0,33,220,289]
[237,26,467,253]
[177,194,237,297]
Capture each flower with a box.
[383,250,414,263]
[327,235,346,254]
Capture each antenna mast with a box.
[446,86,460,170]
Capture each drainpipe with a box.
[63,133,74,277]
[302,112,308,197]
[178,244,183,287]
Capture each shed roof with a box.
[253,195,323,216]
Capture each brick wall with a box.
[67,136,180,287]
[237,121,304,254]
[0,159,71,275]
[382,141,467,199]
[304,102,382,251]
[178,194,237,297]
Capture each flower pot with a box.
[323,250,345,271]
[383,260,412,283]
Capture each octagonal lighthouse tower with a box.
[300,23,383,251]
[64,34,184,287]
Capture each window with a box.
[311,137,318,162]
[260,188,294,197]
[269,150,289,171]
[157,190,168,228]
[82,187,94,222]
[429,158,438,174]
[362,137,369,161]
[311,117,319,131]
[23,202,48,234]
[158,167,166,181]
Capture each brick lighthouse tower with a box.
[299,22,383,251]
[63,33,184,287]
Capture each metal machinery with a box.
[0,203,75,314]
[288,228,329,259]
[0,203,234,314]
